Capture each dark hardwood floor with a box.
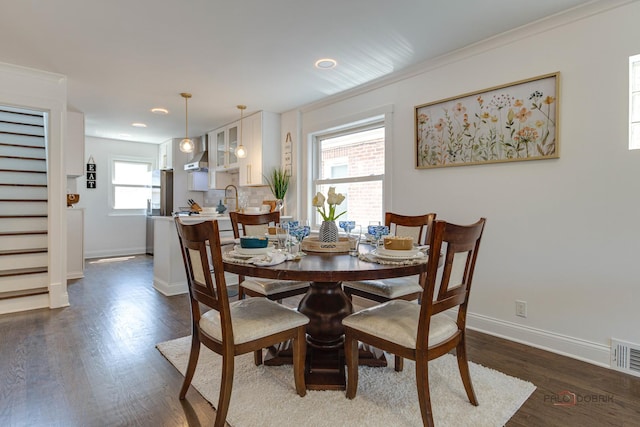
[0,255,638,426]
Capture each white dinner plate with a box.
[234,245,274,255]
[227,250,257,260]
[371,248,426,261]
[375,247,422,257]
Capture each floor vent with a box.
[611,338,640,377]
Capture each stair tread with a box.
[0,231,47,236]
[0,266,48,277]
[0,248,48,256]
[0,287,48,300]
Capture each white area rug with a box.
[157,336,535,427]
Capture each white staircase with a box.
[0,107,49,308]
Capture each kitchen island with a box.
[152,215,236,295]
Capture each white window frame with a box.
[108,155,154,216]
[630,54,640,150]
[310,114,388,227]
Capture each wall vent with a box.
[611,338,640,377]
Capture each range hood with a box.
[184,135,208,171]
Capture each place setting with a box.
[224,232,306,265]
[358,225,428,265]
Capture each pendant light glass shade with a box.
[179,93,194,153]
[235,104,247,158]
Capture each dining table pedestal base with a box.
[262,279,389,389]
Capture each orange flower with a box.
[515,126,539,142]
[418,113,429,124]
[543,96,555,105]
[434,118,445,131]
[453,102,466,116]
[514,99,523,107]
[515,108,532,123]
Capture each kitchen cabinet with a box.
[159,140,173,169]
[210,121,239,171]
[238,111,281,186]
[65,111,85,177]
[67,208,84,279]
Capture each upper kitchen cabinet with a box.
[159,140,173,169]
[211,121,239,171]
[65,111,85,177]
[238,111,280,186]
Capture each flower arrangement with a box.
[312,187,346,222]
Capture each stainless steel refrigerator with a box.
[146,169,173,254]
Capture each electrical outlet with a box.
[515,300,527,318]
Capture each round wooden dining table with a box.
[222,245,428,390]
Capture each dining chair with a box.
[342,218,486,427]
[229,211,309,301]
[174,218,309,427]
[343,212,436,303]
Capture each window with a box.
[312,120,385,227]
[630,54,640,150]
[110,157,153,213]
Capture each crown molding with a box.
[299,0,635,113]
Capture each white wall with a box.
[294,1,640,367]
[79,136,158,259]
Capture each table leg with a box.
[297,281,352,390]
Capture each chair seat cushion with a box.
[240,277,309,296]
[343,276,422,299]
[200,298,309,344]
[342,300,458,349]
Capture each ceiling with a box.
[0,0,594,144]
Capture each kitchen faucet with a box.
[224,184,239,212]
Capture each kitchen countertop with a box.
[152,214,231,223]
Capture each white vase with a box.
[319,221,339,242]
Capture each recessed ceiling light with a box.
[315,58,337,69]
[132,122,147,128]
[151,107,169,115]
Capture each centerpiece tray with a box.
[301,237,350,253]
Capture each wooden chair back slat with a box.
[174,218,233,340]
[418,218,486,348]
[385,212,436,246]
[229,211,280,238]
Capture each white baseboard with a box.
[153,276,187,296]
[466,312,611,368]
[84,248,146,260]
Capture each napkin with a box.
[250,251,287,266]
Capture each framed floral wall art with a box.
[415,72,559,169]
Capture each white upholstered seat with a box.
[240,278,309,296]
[343,276,422,300]
[342,300,457,349]
[200,297,309,344]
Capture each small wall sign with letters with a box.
[86,155,96,189]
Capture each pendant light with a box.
[235,104,247,159]
[179,93,194,153]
